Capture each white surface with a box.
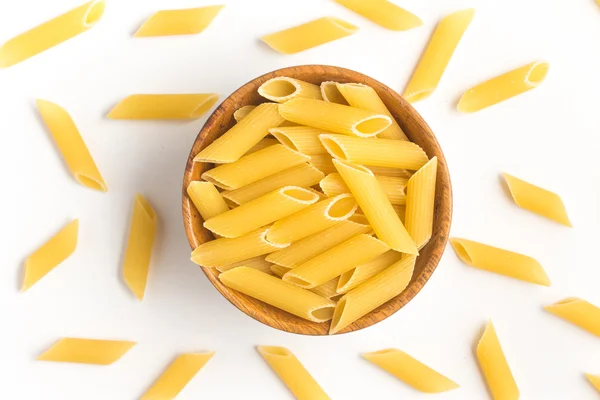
[1,0,599,399]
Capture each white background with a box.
[1,0,599,399]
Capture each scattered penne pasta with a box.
[320,81,349,105]
[334,0,423,31]
[586,374,600,394]
[320,173,407,205]
[217,256,273,274]
[404,157,438,249]
[37,338,135,365]
[134,6,224,37]
[108,94,218,120]
[233,105,257,122]
[187,181,229,221]
[337,251,403,293]
[545,298,600,338]
[258,77,322,103]
[270,126,330,155]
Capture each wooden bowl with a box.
[182,65,452,335]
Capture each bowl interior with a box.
[182,65,452,335]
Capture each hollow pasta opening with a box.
[329,297,347,334]
[450,239,473,265]
[284,275,312,288]
[404,89,432,103]
[258,346,291,357]
[200,173,232,191]
[319,136,348,160]
[190,95,219,119]
[84,0,106,27]
[321,81,348,104]
[337,269,355,292]
[326,196,356,219]
[525,62,549,87]
[311,306,335,322]
[135,194,156,221]
[259,79,298,101]
[280,187,318,203]
[354,116,391,136]
[333,158,375,175]
[76,174,107,192]
[270,131,298,151]
[328,17,359,33]
[552,297,580,305]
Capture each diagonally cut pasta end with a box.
[403,89,433,103]
[258,78,301,102]
[135,193,157,223]
[351,115,392,137]
[190,94,219,119]
[524,61,549,88]
[319,134,350,160]
[325,194,357,221]
[329,296,348,334]
[449,238,474,266]
[279,186,321,204]
[544,297,582,312]
[75,173,107,192]
[282,273,315,289]
[326,17,359,34]
[257,346,292,357]
[83,0,107,28]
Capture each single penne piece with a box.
[257,346,331,400]
[37,338,135,365]
[222,163,323,205]
[330,255,415,334]
[217,256,273,274]
[22,219,79,291]
[333,159,418,254]
[204,186,319,238]
[123,194,158,300]
[309,154,337,174]
[194,103,285,163]
[186,181,229,221]
[107,94,219,120]
[258,77,322,103]
[245,138,280,155]
[404,157,438,249]
[458,61,549,113]
[544,298,600,338]
[134,6,223,37]
[283,234,390,289]
[279,98,392,138]
[202,145,310,190]
[586,374,600,393]
[362,349,459,393]
[36,99,107,192]
[477,321,519,400]
[220,267,335,322]
[337,250,403,294]
[233,105,257,122]
[450,238,550,286]
[403,9,475,102]
[334,0,423,31]
[270,126,329,155]
[262,17,358,54]
[0,0,105,68]
[191,227,286,268]
[320,81,349,105]
[266,194,357,246]
[503,173,571,227]
[320,134,428,170]
[320,173,407,205]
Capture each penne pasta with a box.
[108,94,218,120]
[333,159,418,254]
[204,186,319,238]
[191,227,286,268]
[404,157,438,249]
[403,9,475,102]
[257,346,331,400]
[586,374,600,393]
[450,238,550,286]
[320,134,428,170]
[217,256,273,274]
[134,6,224,37]
[201,145,310,190]
[220,267,335,322]
[503,173,571,227]
[545,298,600,338]
[22,219,79,291]
[334,0,423,31]
[367,165,412,178]
[394,205,406,223]
[36,99,107,192]
[258,77,322,103]
[330,255,415,334]
[272,266,341,300]
[245,138,280,155]
[320,81,349,105]
[283,234,390,289]
[279,98,392,138]
[0,0,105,68]
[194,103,285,163]
[477,321,519,400]
[336,83,408,140]
[270,126,330,155]
[123,194,158,300]
[270,264,290,278]
[309,154,337,175]
[262,17,358,54]
[320,173,407,205]
[362,349,459,393]
[458,61,549,113]
[187,181,229,221]
[233,105,256,122]
[337,250,403,294]
[267,194,357,246]
[37,338,135,365]
[140,353,215,400]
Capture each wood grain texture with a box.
[182,65,452,335]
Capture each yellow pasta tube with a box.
[191,227,286,268]
[337,250,403,294]
[403,9,475,102]
[258,77,322,103]
[586,374,600,393]
[262,17,358,54]
[336,83,408,140]
[22,219,79,291]
[284,234,390,289]
[217,256,273,274]
[233,105,256,122]
[503,173,571,227]
[320,173,407,205]
[0,0,105,68]
[194,103,285,163]
[140,352,215,400]
[458,61,549,113]
[108,94,218,120]
[257,346,331,400]
[309,154,336,175]
[201,144,310,190]
[270,126,330,155]
[220,267,335,322]
[267,194,357,246]
[330,255,415,334]
[186,181,229,221]
[36,99,107,192]
[545,298,600,338]
[334,159,418,254]
[362,349,459,393]
[37,338,135,365]
[450,238,550,286]
[123,194,158,300]
[477,321,520,400]
[245,138,280,155]
[334,0,423,31]
[320,81,349,105]
[279,98,392,138]
[134,6,224,37]
[204,186,319,238]
[405,157,437,249]
[320,134,428,170]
